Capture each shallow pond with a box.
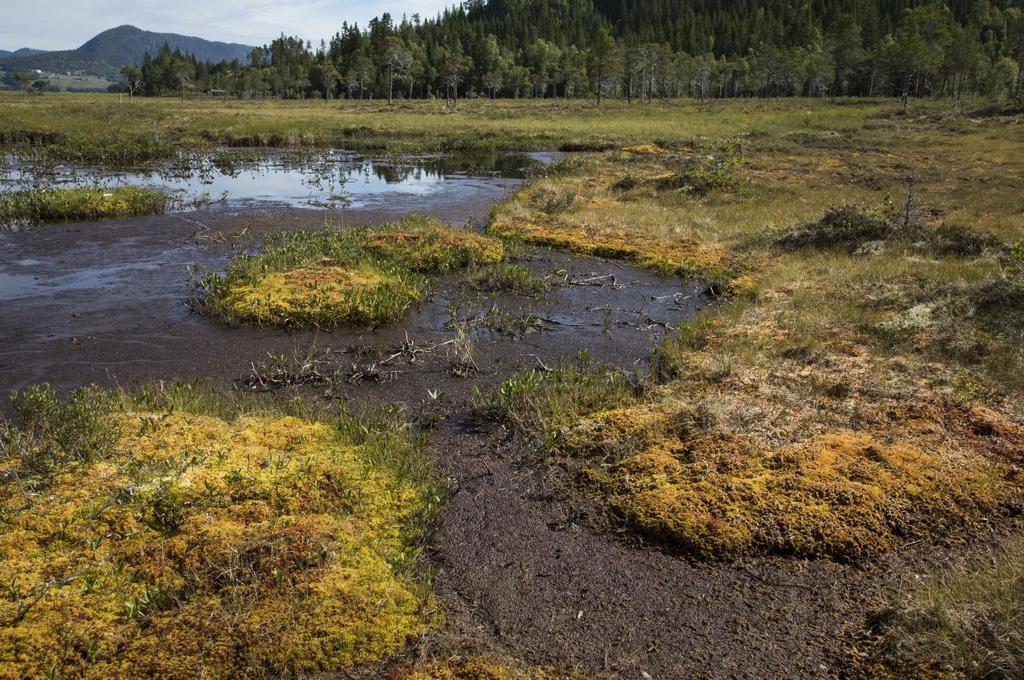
[0,150,560,210]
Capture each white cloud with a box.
[1,0,453,51]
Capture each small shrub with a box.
[654,153,745,196]
[927,223,1008,258]
[774,206,897,252]
[2,384,120,479]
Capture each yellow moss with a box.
[622,143,669,155]
[564,403,1017,561]
[0,412,435,678]
[366,221,506,270]
[219,262,422,327]
[489,216,730,282]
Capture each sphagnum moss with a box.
[0,386,440,678]
[199,215,505,328]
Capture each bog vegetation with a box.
[197,215,505,328]
[0,187,167,226]
[0,382,442,678]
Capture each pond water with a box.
[0,150,561,210]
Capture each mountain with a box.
[0,48,47,60]
[0,26,254,78]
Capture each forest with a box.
[121,0,1024,101]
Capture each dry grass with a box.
[869,539,1024,678]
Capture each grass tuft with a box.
[0,187,167,227]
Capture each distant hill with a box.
[0,48,47,60]
[0,25,254,78]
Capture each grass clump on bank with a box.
[0,382,441,678]
[466,263,547,294]
[0,186,167,227]
[869,539,1024,678]
[198,215,504,328]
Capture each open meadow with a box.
[1,93,1023,678]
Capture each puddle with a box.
[0,150,559,210]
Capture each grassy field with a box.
[1,92,1017,162]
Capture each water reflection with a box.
[0,150,556,210]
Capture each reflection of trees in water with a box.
[1,150,543,198]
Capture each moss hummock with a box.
[0,386,440,678]
[199,214,505,328]
[0,186,167,227]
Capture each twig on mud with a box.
[239,335,454,391]
[555,269,630,289]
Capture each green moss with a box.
[198,215,505,328]
[0,186,167,227]
[0,384,441,678]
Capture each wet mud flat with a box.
[0,205,707,403]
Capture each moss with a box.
[0,186,167,227]
[199,215,505,328]
[214,262,423,328]
[0,389,439,678]
[560,402,1021,561]
[622,143,669,155]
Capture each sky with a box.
[1,0,452,51]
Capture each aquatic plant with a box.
[0,186,167,227]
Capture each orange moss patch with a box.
[622,143,669,155]
[489,215,732,285]
[364,221,505,271]
[563,401,1023,561]
[0,411,437,678]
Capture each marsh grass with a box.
[0,380,443,678]
[198,215,505,328]
[0,186,167,226]
[481,134,1024,561]
[466,263,548,294]
[881,540,1024,678]
[477,350,636,448]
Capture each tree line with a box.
[117,0,1024,102]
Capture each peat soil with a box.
[0,180,978,679]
